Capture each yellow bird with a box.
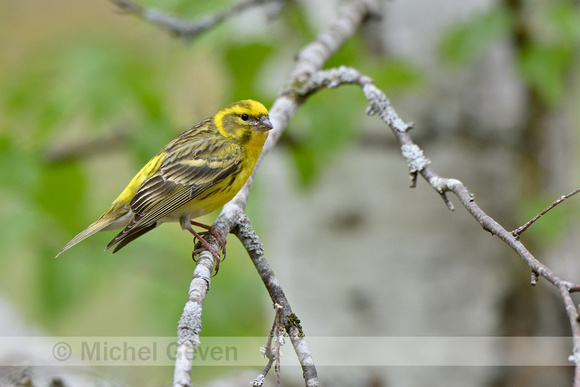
[57,100,273,271]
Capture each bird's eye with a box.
[241,114,249,121]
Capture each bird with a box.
[56,99,273,272]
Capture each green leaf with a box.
[224,43,274,101]
[544,2,580,44]
[372,59,425,94]
[327,36,424,94]
[518,44,573,106]
[517,195,578,246]
[513,1,580,106]
[140,0,230,17]
[286,89,362,188]
[36,161,86,231]
[439,5,513,65]
[288,142,317,186]
[280,1,316,42]
[130,120,174,165]
[0,134,39,192]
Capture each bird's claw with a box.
[189,225,227,276]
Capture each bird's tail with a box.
[56,207,131,258]
[56,218,113,258]
[105,222,157,253]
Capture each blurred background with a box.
[1,0,579,386]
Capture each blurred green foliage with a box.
[225,43,274,102]
[0,0,422,384]
[288,35,424,187]
[439,5,513,65]
[439,1,580,107]
[439,0,580,247]
[1,0,577,384]
[517,1,580,106]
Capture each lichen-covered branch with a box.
[294,64,580,387]
[115,0,580,384]
[172,1,379,386]
[172,252,213,387]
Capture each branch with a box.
[231,214,315,384]
[172,252,213,387]
[110,0,286,41]
[173,1,379,386]
[120,0,580,384]
[44,130,129,163]
[293,65,580,387]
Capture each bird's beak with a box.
[258,116,274,131]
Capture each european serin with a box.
[57,99,273,271]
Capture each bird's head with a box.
[214,100,273,144]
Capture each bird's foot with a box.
[187,221,227,275]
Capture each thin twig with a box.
[253,303,283,386]
[171,1,376,386]
[228,214,316,384]
[203,3,378,385]
[512,188,580,237]
[290,64,580,387]
[44,130,129,163]
[110,0,285,41]
[274,303,283,387]
[116,0,580,384]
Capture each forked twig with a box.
[294,65,580,387]
[252,304,284,386]
[175,2,378,386]
[512,188,580,237]
[109,0,285,40]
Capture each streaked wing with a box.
[105,139,242,252]
[129,140,243,228]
